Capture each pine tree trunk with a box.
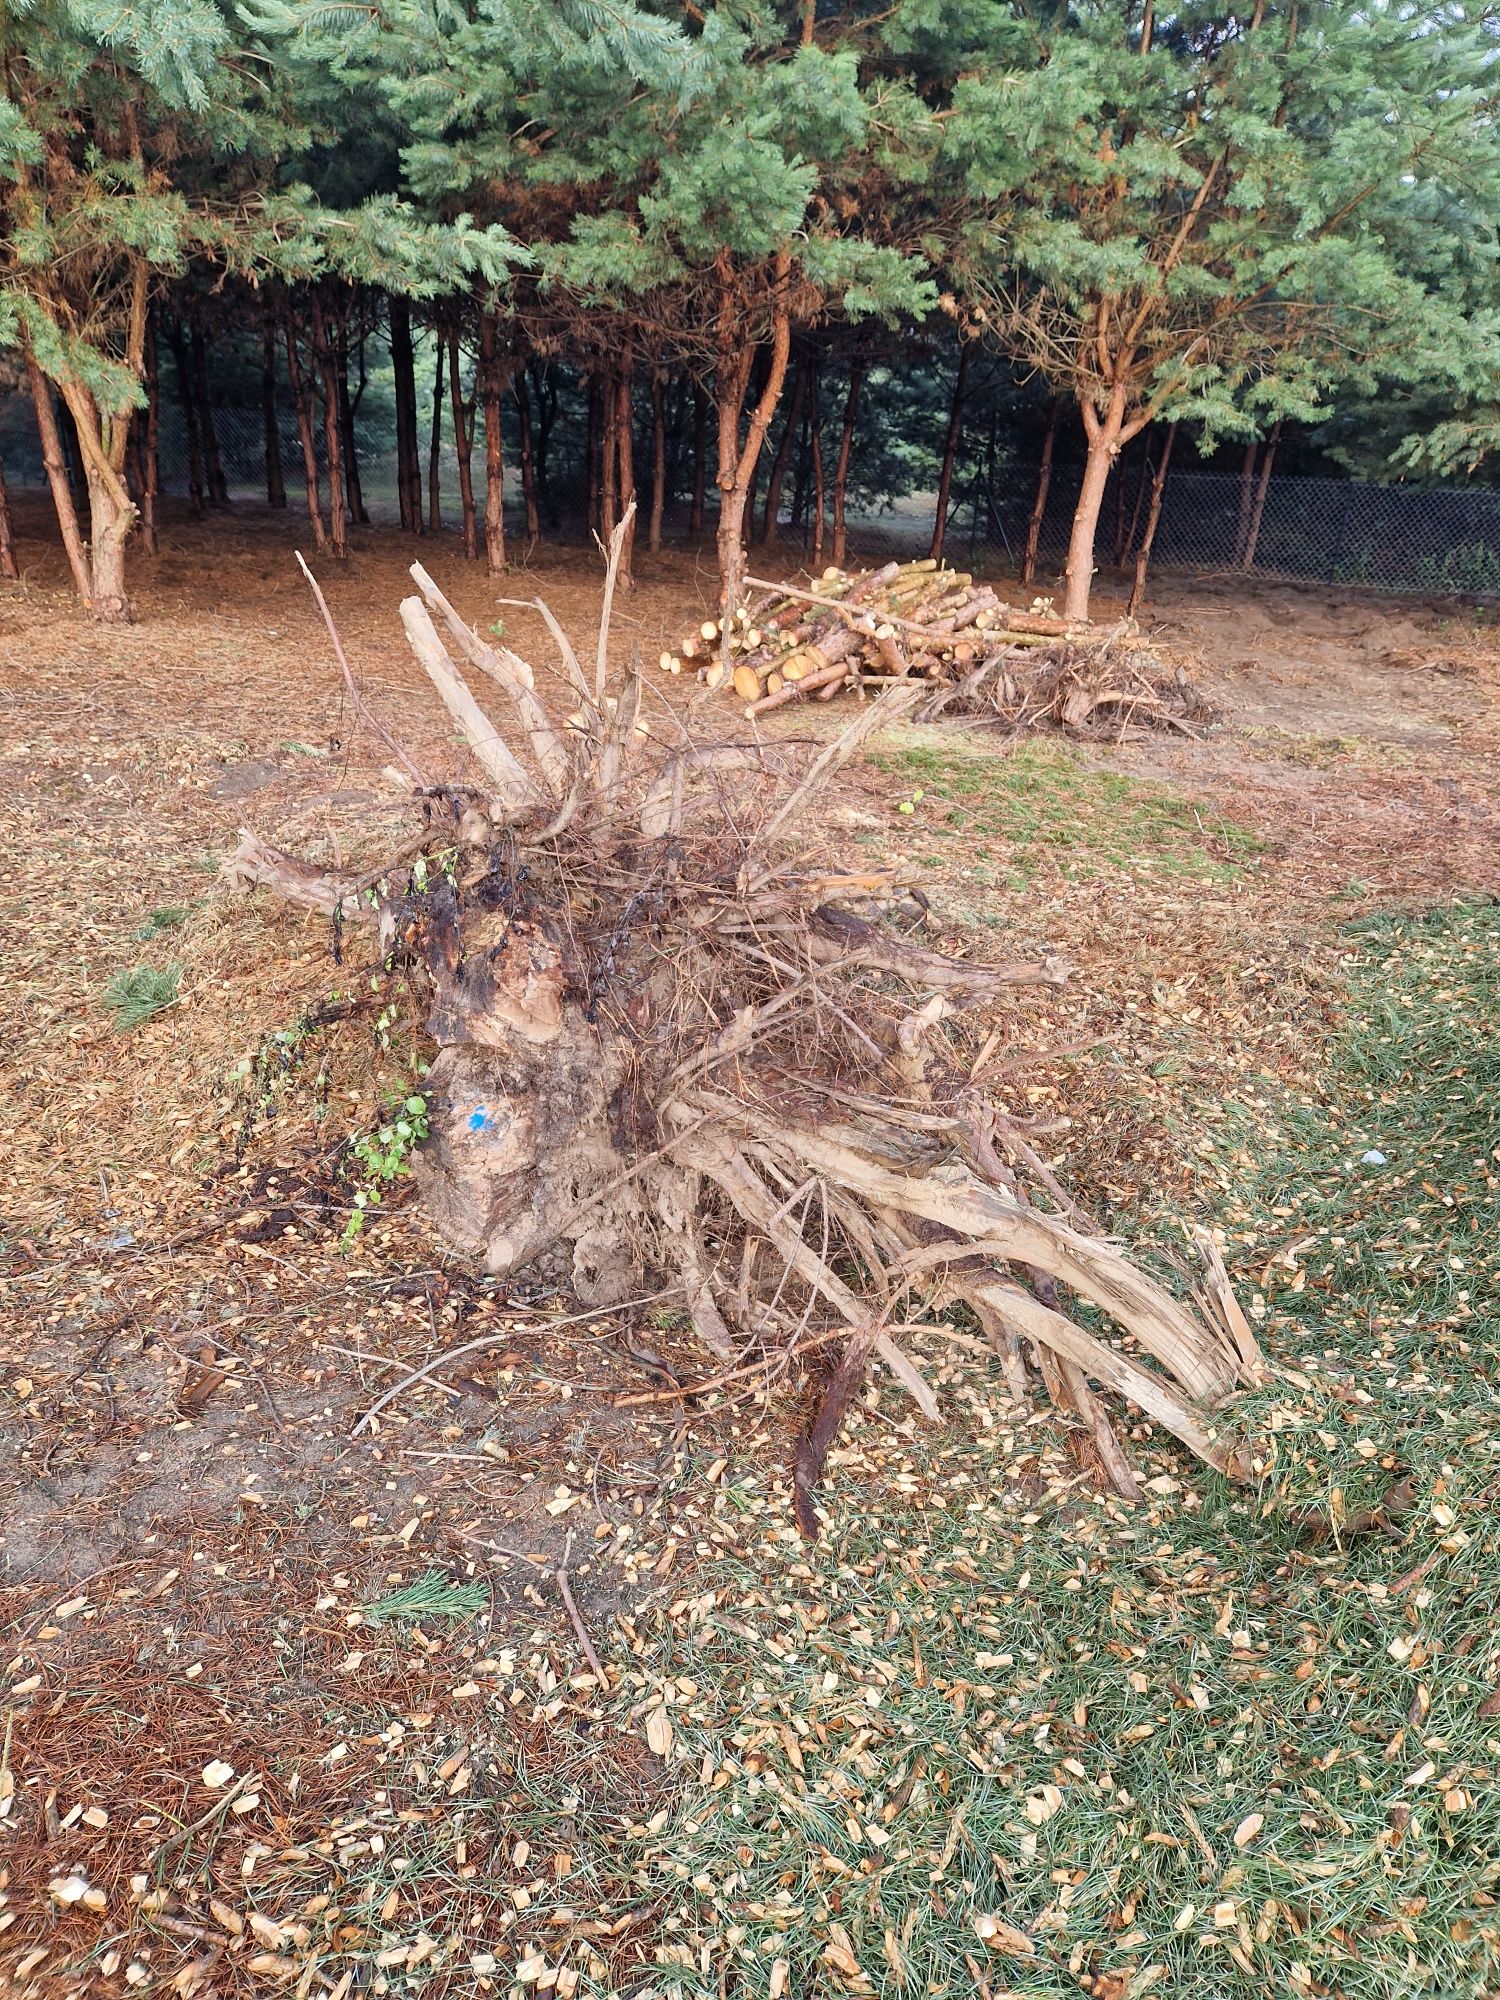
[759,356,805,548]
[428,336,444,534]
[1242,420,1281,570]
[191,323,230,507]
[479,310,507,576]
[83,458,135,623]
[809,363,825,570]
[601,371,620,542]
[1126,421,1177,616]
[513,370,541,541]
[1234,440,1259,564]
[587,374,603,539]
[389,297,421,534]
[338,321,368,526]
[649,369,666,553]
[830,358,863,570]
[1020,395,1059,588]
[310,293,347,560]
[140,312,160,557]
[283,313,327,553]
[448,328,478,561]
[1063,389,1130,622]
[261,318,286,510]
[56,399,89,521]
[532,364,557,525]
[689,384,707,537]
[615,363,636,584]
[167,321,205,514]
[714,258,792,619]
[929,342,970,563]
[1123,421,1153,563]
[0,448,18,581]
[26,354,93,606]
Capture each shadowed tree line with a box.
[3,0,1499,623]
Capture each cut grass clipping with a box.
[454,899,1493,2000]
[103,961,181,1030]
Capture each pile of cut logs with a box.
[661,560,1203,736]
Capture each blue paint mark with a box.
[468,1107,491,1133]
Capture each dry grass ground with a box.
[1,496,1497,1998]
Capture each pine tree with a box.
[0,1,283,617]
[344,0,937,608]
[947,0,1500,617]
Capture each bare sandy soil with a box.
[0,495,1496,1995]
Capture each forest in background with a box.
[5,0,1500,624]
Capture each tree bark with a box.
[513,368,541,541]
[429,335,444,534]
[1020,395,1060,588]
[167,320,205,513]
[1064,387,1138,621]
[261,316,286,510]
[191,322,230,507]
[714,250,793,618]
[338,320,368,526]
[648,369,666,553]
[599,370,618,542]
[478,309,507,575]
[532,364,557,524]
[759,356,805,548]
[0,447,18,581]
[283,312,327,553]
[615,362,636,584]
[310,292,347,559]
[1126,420,1177,617]
[689,382,708,537]
[448,327,479,560]
[81,457,135,622]
[389,296,421,534]
[587,374,603,539]
[140,312,160,556]
[1123,420,1153,564]
[929,342,970,563]
[1241,419,1281,570]
[830,357,863,569]
[26,354,93,606]
[809,362,825,570]
[1233,439,1259,564]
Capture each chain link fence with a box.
[7,388,1500,598]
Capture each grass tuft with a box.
[871,740,1266,886]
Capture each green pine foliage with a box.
[5,0,1500,609]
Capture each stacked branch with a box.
[226,511,1263,1531]
[668,560,1205,737]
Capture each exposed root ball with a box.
[227,510,1264,1530]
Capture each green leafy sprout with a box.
[342,1087,431,1246]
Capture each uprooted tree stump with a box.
[226,511,1267,1531]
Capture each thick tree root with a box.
[226,508,1267,1530]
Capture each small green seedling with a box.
[342,1089,430,1245]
